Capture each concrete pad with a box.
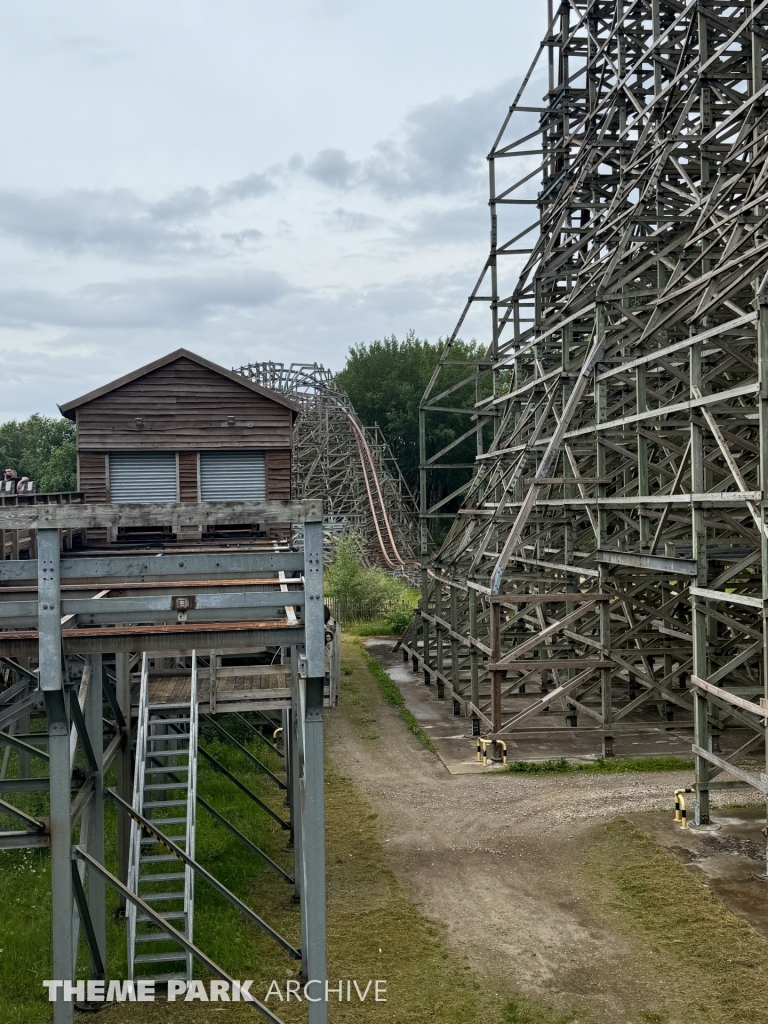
[363,638,505,775]
[366,634,716,770]
[364,637,742,767]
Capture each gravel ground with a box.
[326,637,762,1024]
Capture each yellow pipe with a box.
[496,740,507,766]
[674,787,692,829]
[476,737,484,763]
[273,727,283,742]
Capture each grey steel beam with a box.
[73,846,287,1024]
[38,528,73,1024]
[0,591,306,621]
[197,745,289,829]
[0,550,305,582]
[298,518,328,1024]
[70,858,105,982]
[104,789,300,959]
[115,652,131,909]
[0,795,46,830]
[0,728,49,763]
[200,713,287,789]
[233,711,285,757]
[84,654,106,967]
[0,829,50,849]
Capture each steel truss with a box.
[405,0,768,818]
[0,500,335,1024]
[236,361,419,572]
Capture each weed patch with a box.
[358,644,436,754]
[506,756,693,776]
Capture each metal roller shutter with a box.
[109,451,178,503]
[199,451,266,501]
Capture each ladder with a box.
[127,652,199,982]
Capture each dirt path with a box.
[326,637,762,1024]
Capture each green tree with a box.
[0,415,77,493]
[336,331,490,513]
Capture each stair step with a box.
[149,718,191,726]
[140,892,187,903]
[141,835,186,845]
[135,972,187,983]
[139,872,186,883]
[145,766,189,775]
[143,783,189,792]
[145,751,189,760]
[135,930,182,942]
[144,800,188,809]
[147,735,190,744]
[142,816,187,825]
[140,854,182,864]
[137,911,187,923]
[134,952,187,964]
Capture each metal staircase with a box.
[127,652,199,982]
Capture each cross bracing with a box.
[404,0,768,819]
[236,361,419,572]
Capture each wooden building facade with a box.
[59,349,298,541]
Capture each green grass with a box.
[358,643,436,754]
[583,818,768,1024]
[342,616,397,637]
[505,755,694,776]
[0,719,301,1023]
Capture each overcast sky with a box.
[0,1,544,418]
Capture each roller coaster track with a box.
[235,361,418,571]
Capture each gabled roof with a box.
[58,348,300,420]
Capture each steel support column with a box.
[84,653,106,963]
[38,528,73,1024]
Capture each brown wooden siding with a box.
[266,450,291,501]
[178,452,199,502]
[76,357,293,452]
[78,451,108,541]
[78,452,108,502]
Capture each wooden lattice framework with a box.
[405,0,768,819]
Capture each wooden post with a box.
[491,599,502,733]
[209,650,218,714]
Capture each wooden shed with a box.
[59,349,299,537]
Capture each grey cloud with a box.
[0,172,277,260]
[306,149,359,189]
[0,271,292,331]
[326,207,381,232]
[303,79,515,200]
[364,80,514,198]
[221,228,265,246]
[216,173,275,204]
[0,188,202,259]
